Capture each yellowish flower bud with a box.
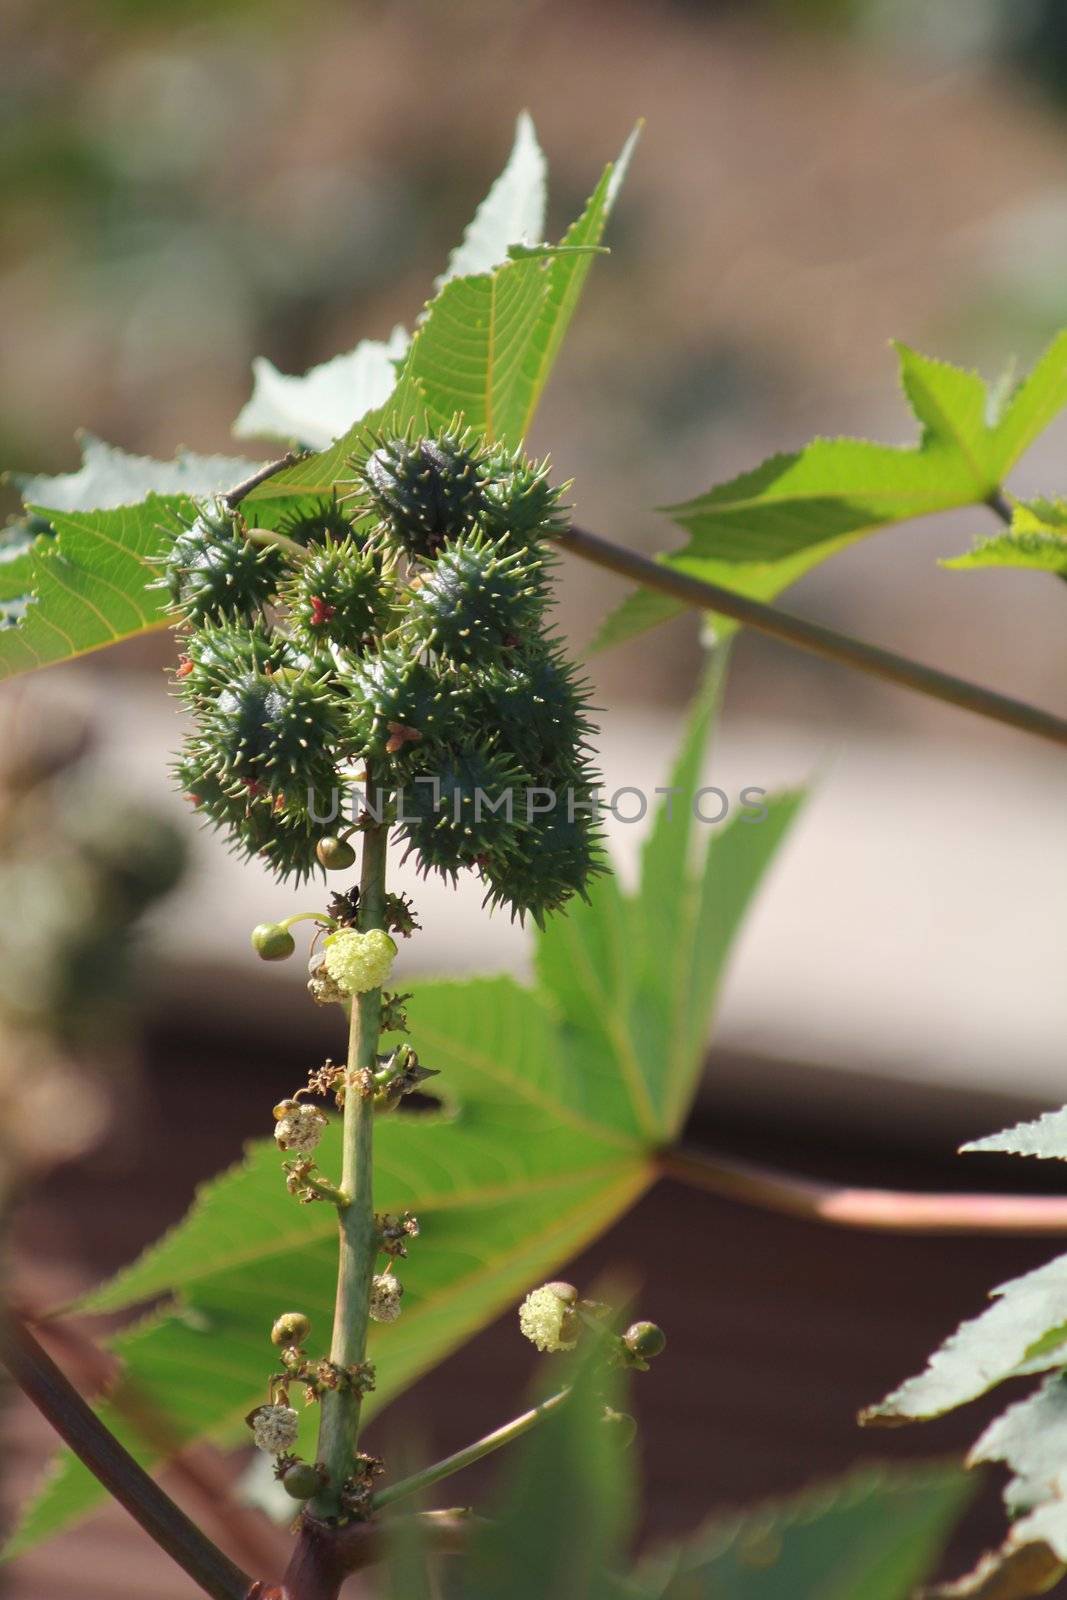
[322,928,397,996]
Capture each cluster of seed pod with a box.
[165,427,604,922]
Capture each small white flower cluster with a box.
[251,1403,300,1455]
[518,1285,579,1353]
[274,1104,328,1155]
[322,928,397,996]
[369,1272,403,1323]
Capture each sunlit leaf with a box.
[0,500,180,682]
[963,1107,1067,1162]
[943,498,1067,575]
[593,332,1067,651]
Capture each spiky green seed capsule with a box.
[282,536,388,654]
[481,448,569,551]
[276,497,360,547]
[252,922,296,960]
[365,432,487,558]
[187,664,341,809]
[163,500,286,625]
[174,622,282,704]
[461,646,596,775]
[344,648,447,762]
[399,746,531,880]
[482,806,605,926]
[165,433,598,915]
[180,760,326,883]
[402,531,545,664]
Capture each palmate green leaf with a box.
[536,650,803,1144]
[944,498,1067,575]
[863,1109,1067,1596]
[944,1377,1067,1595]
[910,1377,1067,1596]
[404,125,638,446]
[865,1109,1067,1428]
[0,499,184,681]
[634,1465,970,1600]
[861,1253,1067,1426]
[7,661,803,1557]
[0,514,54,604]
[592,333,1067,653]
[0,440,264,682]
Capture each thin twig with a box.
[224,453,308,509]
[556,524,1067,749]
[0,1312,254,1600]
[372,1388,571,1512]
[660,1147,1067,1234]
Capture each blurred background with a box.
[3,0,1067,1594]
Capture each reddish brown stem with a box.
[17,1308,286,1578]
[0,1312,253,1600]
[557,523,1067,749]
[224,452,307,508]
[661,1147,1067,1234]
[274,1510,477,1600]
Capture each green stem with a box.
[298,1174,349,1208]
[280,910,338,931]
[244,526,310,561]
[371,1387,571,1512]
[310,801,389,1518]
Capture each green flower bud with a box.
[316,836,356,872]
[271,1312,312,1348]
[623,1321,666,1361]
[322,927,397,995]
[281,1460,323,1500]
[251,922,296,961]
